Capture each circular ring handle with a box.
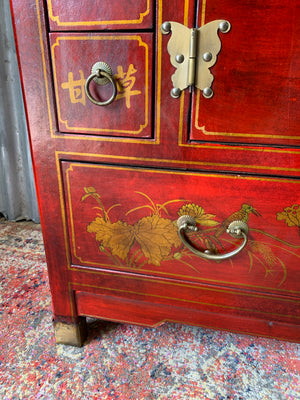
[177,216,249,261]
[84,69,117,106]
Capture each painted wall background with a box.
[0,1,39,222]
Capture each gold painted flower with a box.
[178,204,219,227]
[277,204,300,235]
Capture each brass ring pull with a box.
[177,216,249,261]
[84,63,117,106]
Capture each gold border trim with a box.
[51,35,149,135]
[36,0,54,136]
[192,0,300,141]
[195,89,300,140]
[70,280,300,319]
[37,0,300,156]
[37,0,160,145]
[74,311,300,342]
[71,279,300,306]
[47,0,150,27]
[61,160,300,295]
[58,150,300,181]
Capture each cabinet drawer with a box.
[50,33,153,138]
[47,0,154,31]
[62,162,300,297]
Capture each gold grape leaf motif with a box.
[277,204,300,235]
[82,188,300,286]
[82,189,186,267]
[87,214,180,266]
[88,218,134,260]
[134,215,181,265]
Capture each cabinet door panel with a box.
[188,0,300,146]
[50,33,153,138]
[47,0,153,31]
[62,161,300,296]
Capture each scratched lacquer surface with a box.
[49,33,153,137]
[63,163,300,295]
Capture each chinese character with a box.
[61,65,141,108]
[61,70,86,105]
[115,64,141,109]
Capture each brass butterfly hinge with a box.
[161,20,231,99]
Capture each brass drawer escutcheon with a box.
[85,61,117,106]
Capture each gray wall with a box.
[0,0,39,222]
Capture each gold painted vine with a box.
[81,187,300,287]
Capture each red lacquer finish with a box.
[10,0,300,343]
[190,0,300,146]
[50,33,153,137]
[63,162,300,295]
[47,0,154,31]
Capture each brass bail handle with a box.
[84,62,117,106]
[177,215,249,261]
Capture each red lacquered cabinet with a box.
[10,0,300,345]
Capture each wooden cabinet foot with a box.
[53,317,87,347]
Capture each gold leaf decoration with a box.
[87,217,134,260]
[277,204,300,230]
[133,214,181,266]
[178,203,219,226]
[81,188,299,287]
[82,188,294,286]
[85,187,97,194]
[249,242,278,267]
[81,186,101,202]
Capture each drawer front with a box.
[47,0,154,31]
[62,162,300,296]
[50,33,153,138]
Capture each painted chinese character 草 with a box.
[114,64,141,109]
[61,65,141,109]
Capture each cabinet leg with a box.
[53,316,87,347]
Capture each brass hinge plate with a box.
[161,20,231,98]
